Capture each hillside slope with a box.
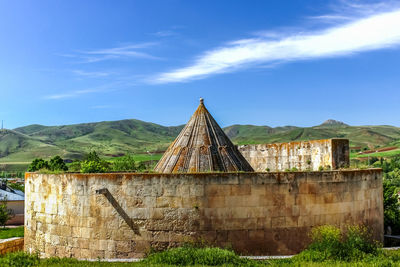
[1,119,400,165]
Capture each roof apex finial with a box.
[199,98,204,105]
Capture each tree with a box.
[27,158,49,172]
[383,180,400,234]
[84,151,102,162]
[80,160,110,173]
[0,196,13,228]
[80,151,110,173]
[49,156,68,171]
[112,154,136,172]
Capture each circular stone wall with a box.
[24,170,383,259]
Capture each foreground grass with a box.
[0,226,24,239]
[1,225,399,266]
[2,249,400,267]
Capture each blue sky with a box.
[1,0,400,129]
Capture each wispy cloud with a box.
[72,70,113,78]
[62,43,161,63]
[153,6,400,83]
[44,88,102,100]
[152,30,177,37]
[43,82,120,100]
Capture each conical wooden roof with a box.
[154,98,254,173]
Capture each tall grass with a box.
[294,225,381,262]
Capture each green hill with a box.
[1,119,400,171]
[9,119,184,161]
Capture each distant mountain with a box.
[1,119,400,165]
[4,119,184,162]
[319,119,348,127]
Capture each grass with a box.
[2,249,400,267]
[354,148,400,159]
[0,226,24,239]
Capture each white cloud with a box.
[44,88,101,100]
[152,30,177,37]
[63,43,161,63]
[72,70,113,78]
[154,8,400,83]
[43,82,120,100]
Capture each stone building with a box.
[24,99,384,259]
[239,139,350,172]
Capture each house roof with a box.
[154,98,254,173]
[0,187,24,201]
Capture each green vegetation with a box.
[79,151,110,173]
[7,182,24,192]
[27,151,150,173]
[0,120,183,167]
[368,156,400,234]
[0,197,12,228]
[27,156,68,172]
[143,246,253,266]
[0,226,24,239]
[293,225,380,262]
[3,119,400,171]
[112,154,143,172]
[0,171,24,178]
[2,238,400,267]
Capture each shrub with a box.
[49,156,68,172]
[83,151,101,162]
[383,180,400,234]
[28,156,68,172]
[79,151,110,173]
[112,154,137,172]
[27,158,49,172]
[0,196,13,228]
[80,160,110,173]
[294,225,381,262]
[143,245,253,266]
[0,251,39,267]
[67,161,81,172]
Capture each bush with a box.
[80,160,110,173]
[49,156,68,172]
[143,245,253,266]
[0,251,39,267]
[112,154,137,172]
[67,161,81,172]
[294,225,381,262]
[27,158,49,172]
[383,180,400,234]
[80,151,110,173]
[27,156,68,172]
[0,196,13,228]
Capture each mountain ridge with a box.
[1,119,400,164]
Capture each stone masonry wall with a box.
[238,139,349,172]
[0,237,24,255]
[25,169,382,259]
